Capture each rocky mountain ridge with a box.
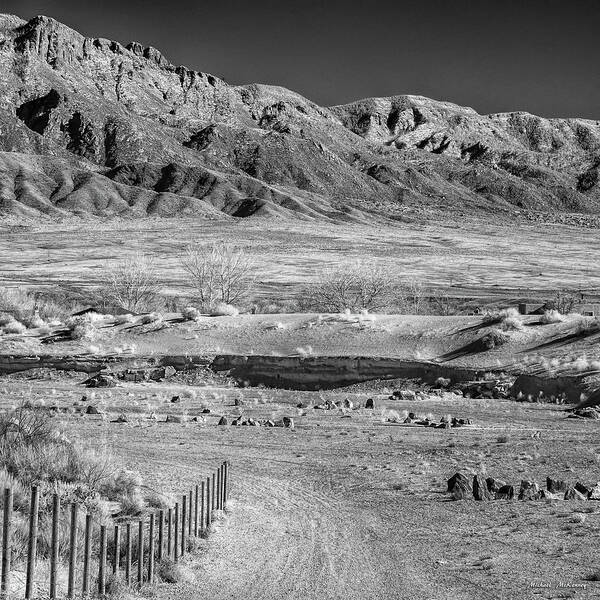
[0,13,599,220]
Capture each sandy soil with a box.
[1,219,599,302]
[2,374,599,600]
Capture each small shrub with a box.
[481,329,510,349]
[144,490,174,510]
[118,491,145,516]
[156,557,184,583]
[101,469,142,500]
[540,309,564,324]
[0,313,14,327]
[113,313,134,325]
[211,303,239,317]
[139,312,163,325]
[2,320,26,334]
[182,306,201,321]
[105,573,128,597]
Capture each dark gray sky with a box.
[5,0,600,118]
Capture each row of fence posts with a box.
[0,461,230,599]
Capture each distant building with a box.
[518,301,600,317]
[518,303,546,315]
[575,304,600,317]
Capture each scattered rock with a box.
[343,399,354,409]
[84,374,116,388]
[575,482,591,498]
[201,408,211,414]
[264,420,275,427]
[365,398,375,409]
[218,416,228,426]
[297,402,307,408]
[283,416,294,428]
[171,395,181,403]
[447,472,472,500]
[495,485,515,500]
[564,486,588,501]
[111,413,128,423]
[485,477,506,493]
[231,417,242,426]
[590,482,600,500]
[473,474,493,501]
[86,405,101,415]
[546,477,567,493]
[165,414,183,423]
[234,398,245,406]
[519,480,542,501]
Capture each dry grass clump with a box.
[156,557,184,583]
[499,308,524,331]
[210,303,239,317]
[145,490,174,510]
[113,313,134,325]
[139,312,163,325]
[182,306,202,321]
[482,329,511,349]
[540,309,564,324]
[2,319,26,334]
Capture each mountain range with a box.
[1,13,599,221]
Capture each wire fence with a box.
[0,461,230,599]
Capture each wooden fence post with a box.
[98,525,107,596]
[82,514,92,597]
[223,462,228,507]
[216,468,221,511]
[200,481,205,533]
[158,510,164,561]
[167,508,172,557]
[194,485,199,536]
[49,493,60,599]
[181,495,187,557]
[174,503,179,562]
[137,519,144,589]
[1,488,13,596]
[113,524,121,574]
[25,486,39,600]
[67,503,78,598]
[148,513,155,583]
[220,463,225,508]
[206,477,211,527]
[188,490,193,537]
[211,472,216,512]
[125,523,132,586]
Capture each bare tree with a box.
[102,253,162,313]
[397,279,427,314]
[181,243,255,308]
[302,262,394,312]
[547,289,579,314]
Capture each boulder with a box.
[231,417,242,426]
[86,405,100,415]
[201,408,211,414]
[365,398,375,409]
[575,482,591,498]
[283,416,294,428]
[546,477,567,493]
[564,486,588,501]
[473,474,493,500]
[447,472,472,500]
[218,416,228,426]
[84,374,116,388]
[485,477,506,493]
[589,482,600,500]
[171,395,181,403]
[496,485,515,500]
[519,480,542,500]
[343,399,354,409]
